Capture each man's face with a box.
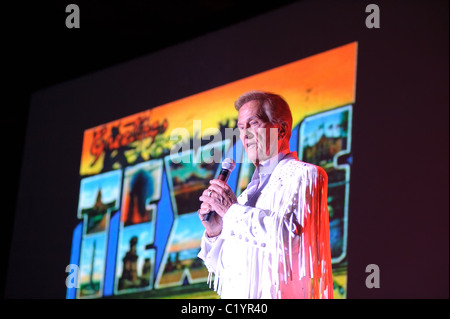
[237,100,280,164]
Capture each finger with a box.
[207,184,225,197]
[210,179,227,188]
[202,188,214,197]
[200,202,211,212]
[210,182,235,200]
[198,208,211,220]
[199,195,214,205]
[210,180,233,194]
[198,209,210,216]
[201,201,211,208]
[200,195,221,214]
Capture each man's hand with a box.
[198,201,223,237]
[198,179,238,237]
[200,179,238,217]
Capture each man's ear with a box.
[279,122,288,139]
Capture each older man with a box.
[197,91,333,299]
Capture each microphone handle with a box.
[203,169,230,222]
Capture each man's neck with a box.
[256,148,291,174]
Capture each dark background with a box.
[2,0,448,299]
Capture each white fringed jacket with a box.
[198,153,334,299]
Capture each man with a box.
[197,91,333,299]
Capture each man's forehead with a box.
[238,100,262,119]
[238,103,273,128]
[239,99,261,111]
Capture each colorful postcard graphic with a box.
[69,42,357,299]
[121,159,163,226]
[77,234,107,298]
[164,140,231,216]
[77,170,122,221]
[115,220,157,294]
[299,105,352,298]
[155,213,208,289]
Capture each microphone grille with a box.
[222,158,236,171]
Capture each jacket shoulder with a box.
[283,159,328,182]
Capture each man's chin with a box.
[246,151,269,164]
[245,150,258,164]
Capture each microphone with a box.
[203,158,236,222]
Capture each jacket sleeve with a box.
[198,232,224,274]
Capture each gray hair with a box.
[234,90,293,140]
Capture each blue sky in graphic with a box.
[78,170,122,215]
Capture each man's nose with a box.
[244,128,255,140]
